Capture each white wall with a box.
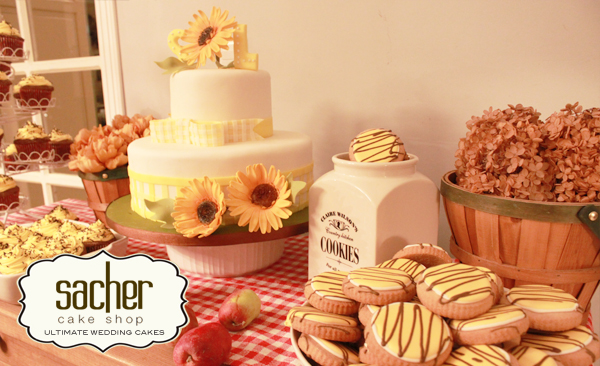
[116,0,600,347]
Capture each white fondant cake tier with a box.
[170,69,272,121]
[128,131,313,222]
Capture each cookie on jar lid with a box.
[349,128,407,163]
[506,284,582,332]
[342,267,416,305]
[393,243,453,268]
[416,263,495,319]
[305,270,359,315]
[520,326,600,366]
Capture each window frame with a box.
[9,0,125,205]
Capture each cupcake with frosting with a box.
[13,120,50,157]
[30,216,63,237]
[0,175,19,208]
[3,143,26,172]
[76,220,116,253]
[47,232,84,257]
[0,21,24,57]
[3,223,32,242]
[59,220,86,236]
[0,244,33,275]
[47,205,78,221]
[49,128,73,162]
[0,72,11,102]
[14,74,54,108]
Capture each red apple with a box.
[173,322,232,366]
[218,288,261,331]
[172,303,199,345]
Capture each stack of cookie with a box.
[287,243,600,366]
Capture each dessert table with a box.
[0,199,308,366]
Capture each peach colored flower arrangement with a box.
[455,103,600,202]
[68,114,153,173]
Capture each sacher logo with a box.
[18,251,189,352]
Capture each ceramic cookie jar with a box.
[308,129,439,278]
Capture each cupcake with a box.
[0,61,12,75]
[30,216,64,238]
[47,205,78,221]
[4,143,27,172]
[0,72,11,102]
[59,220,86,236]
[3,223,32,242]
[77,220,116,253]
[0,175,19,208]
[47,232,84,257]
[14,74,54,108]
[13,120,50,158]
[0,21,24,57]
[49,128,73,162]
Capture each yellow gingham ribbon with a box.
[150,117,273,146]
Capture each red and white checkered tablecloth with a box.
[7,198,308,366]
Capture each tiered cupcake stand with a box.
[0,46,61,222]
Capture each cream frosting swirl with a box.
[77,220,115,243]
[5,144,17,156]
[30,216,64,237]
[0,21,21,37]
[47,205,78,220]
[16,74,53,87]
[0,174,16,193]
[49,129,73,143]
[15,121,48,140]
[3,224,33,241]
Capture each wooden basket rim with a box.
[441,171,600,224]
[450,239,600,284]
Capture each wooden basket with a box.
[78,165,130,225]
[441,171,600,310]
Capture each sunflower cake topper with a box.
[226,164,292,234]
[171,177,226,238]
[156,7,259,74]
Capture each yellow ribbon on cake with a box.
[150,117,273,146]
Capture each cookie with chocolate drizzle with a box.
[520,326,600,366]
[305,271,360,315]
[442,345,519,366]
[506,285,583,332]
[509,346,559,366]
[349,128,407,163]
[342,266,416,305]
[365,302,453,366]
[298,333,361,366]
[393,243,453,268]
[416,263,495,319]
[286,305,362,343]
[448,304,529,346]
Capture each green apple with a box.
[218,289,261,331]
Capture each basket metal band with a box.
[441,171,600,224]
[450,239,600,285]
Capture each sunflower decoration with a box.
[171,177,226,238]
[226,164,292,234]
[177,7,237,68]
